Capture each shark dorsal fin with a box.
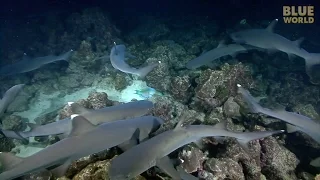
[68,102,90,114]
[217,40,226,48]
[293,37,305,47]
[0,152,23,171]
[266,19,278,32]
[69,115,95,136]
[173,113,189,131]
[213,120,227,130]
[22,53,31,61]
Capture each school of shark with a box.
[0,18,320,180]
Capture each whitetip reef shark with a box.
[237,84,320,144]
[186,41,257,69]
[110,43,160,78]
[0,100,154,140]
[0,50,74,77]
[230,19,320,84]
[0,115,164,180]
[0,84,25,118]
[0,83,25,142]
[109,116,284,180]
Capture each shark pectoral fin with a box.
[286,123,300,133]
[231,52,240,58]
[193,139,205,149]
[293,37,305,47]
[236,139,251,153]
[57,133,68,140]
[176,166,199,180]
[69,103,90,114]
[310,157,320,167]
[0,152,24,171]
[27,122,39,130]
[69,115,95,136]
[213,120,227,130]
[50,159,72,178]
[217,40,226,48]
[287,53,296,61]
[156,156,181,180]
[266,19,278,32]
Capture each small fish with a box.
[134,87,162,99]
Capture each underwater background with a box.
[1,0,320,179]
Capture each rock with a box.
[87,92,113,109]
[178,145,208,173]
[204,158,245,180]
[260,136,299,180]
[170,75,192,104]
[34,109,59,125]
[113,74,129,91]
[292,104,320,120]
[223,97,241,118]
[193,63,253,111]
[2,115,25,131]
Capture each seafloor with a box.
[0,7,320,180]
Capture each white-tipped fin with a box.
[266,19,278,32]
[0,152,24,171]
[70,114,79,119]
[67,102,74,106]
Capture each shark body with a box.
[109,120,283,179]
[110,44,159,78]
[0,50,73,77]
[230,19,320,83]
[0,84,25,117]
[0,115,163,180]
[1,100,153,139]
[237,84,320,144]
[186,43,257,69]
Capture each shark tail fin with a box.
[0,152,24,171]
[305,53,320,84]
[137,62,160,78]
[236,130,284,153]
[0,129,28,144]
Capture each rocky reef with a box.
[0,7,319,180]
